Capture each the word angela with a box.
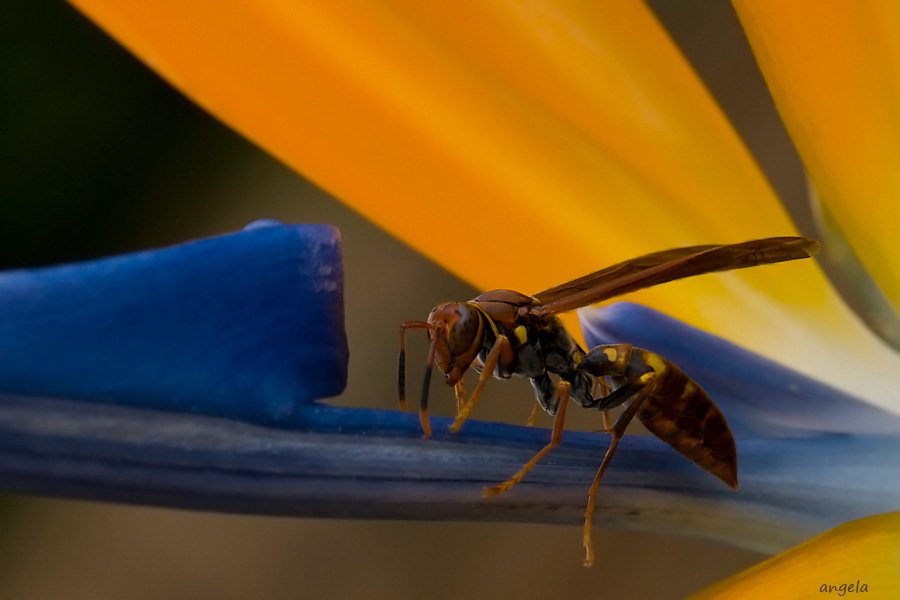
[820,580,868,596]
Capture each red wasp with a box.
[398,236,818,566]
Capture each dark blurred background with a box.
[1,2,808,598]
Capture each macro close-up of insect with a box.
[7,0,900,597]
[399,236,819,566]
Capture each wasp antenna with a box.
[419,326,439,438]
[398,321,431,414]
[398,352,408,413]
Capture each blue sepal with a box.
[0,220,348,424]
[579,302,900,437]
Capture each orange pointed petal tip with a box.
[733,1,900,315]
[689,512,900,599]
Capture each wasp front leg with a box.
[449,335,513,433]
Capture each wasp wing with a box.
[531,236,818,317]
[534,244,720,304]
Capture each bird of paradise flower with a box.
[2,0,899,597]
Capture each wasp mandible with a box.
[398,236,819,566]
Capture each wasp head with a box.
[426,302,485,386]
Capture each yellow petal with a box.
[733,1,900,317]
[69,0,900,407]
[689,512,900,599]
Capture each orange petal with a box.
[689,512,900,599]
[68,0,900,406]
[734,1,900,318]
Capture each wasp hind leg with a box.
[483,380,571,499]
[579,344,659,567]
[581,383,655,567]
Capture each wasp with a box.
[398,236,818,566]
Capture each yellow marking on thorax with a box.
[513,325,528,345]
[603,347,618,362]
[644,353,668,375]
[680,382,696,400]
[466,302,500,338]
[572,352,583,366]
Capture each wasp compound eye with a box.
[447,304,480,356]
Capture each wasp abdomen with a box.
[581,346,737,489]
[632,351,738,489]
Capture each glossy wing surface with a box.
[531,236,818,317]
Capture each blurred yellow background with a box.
[0,2,813,598]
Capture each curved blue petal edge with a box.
[579,302,900,438]
[2,391,899,555]
[0,220,348,424]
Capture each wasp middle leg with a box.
[483,380,571,498]
[524,401,542,427]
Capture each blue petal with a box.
[579,302,900,437]
[0,220,348,424]
[1,393,898,555]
